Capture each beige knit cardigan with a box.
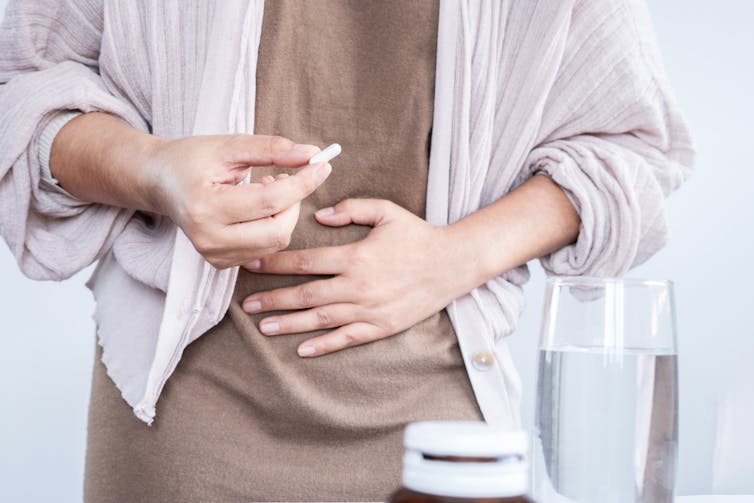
[0,0,693,425]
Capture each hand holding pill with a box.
[146,134,335,269]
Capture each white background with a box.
[1,1,753,501]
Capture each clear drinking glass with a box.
[531,277,678,503]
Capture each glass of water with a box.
[532,277,678,503]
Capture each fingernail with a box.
[260,320,280,335]
[315,207,334,217]
[298,345,316,357]
[313,163,332,184]
[246,259,260,270]
[244,300,261,313]
[294,144,319,155]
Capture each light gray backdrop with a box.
[1,1,752,501]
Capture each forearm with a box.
[445,174,581,288]
[49,112,163,213]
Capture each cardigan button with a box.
[471,351,494,371]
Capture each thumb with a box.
[314,198,397,228]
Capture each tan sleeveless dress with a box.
[84,2,482,501]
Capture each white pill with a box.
[308,143,342,165]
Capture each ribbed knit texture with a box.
[0,0,694,425]
[37,111,81,190]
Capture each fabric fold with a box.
[0,60,148,280]
[37,110,83,195]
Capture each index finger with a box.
[225,135,320,168]
[244,244,352,275]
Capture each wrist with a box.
[434,222,497,300]
[436,175,581,295]
[50,112,170,214]
[440,212,522,293]
[132,132,170,215]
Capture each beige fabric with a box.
[84,1,482,501]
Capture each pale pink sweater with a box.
[0,0,693,425]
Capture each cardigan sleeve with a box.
[37,111,83,197]
[0,0,149,281]
[518,0,694,277]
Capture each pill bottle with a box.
[387,421,535,503]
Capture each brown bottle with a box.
[387,421,535,503]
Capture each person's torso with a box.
[228,0,480,431]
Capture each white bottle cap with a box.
[402,421,529,498]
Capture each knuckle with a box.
[285,174,314,201]
[257,193,281,215]
[293,255,313,273]
[268,135,292,154]
[297,285,315,306]
[340,331,359,347]
[383,317,400,334]
[338,199,354,213]
[225,135,251,161]
[299,171,318,192]
[314,308,331,329]
[254,291,276,309]
[258,292,274,307]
